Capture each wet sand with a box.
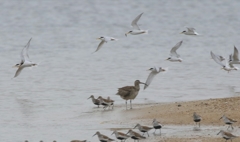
[111,96,240,142]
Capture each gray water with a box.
[1,0,240,141]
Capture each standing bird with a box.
[93,131,114,142]
[125,13,148,36]
[107,96,115,109]
[152,119,162,134]
[116,80,146,110]
[180,27,199,35]
[126,129,146,141]
[111,130,130,142]
[13,38,37,78]
[166,41,183,62]
[94,36,118,53]
[193,112,202,127]
[134,123,153,137]
[88,95,100,108]
[229,46,240,65]
[219,115,237,130]
[217,130,237,142]
[144,67,166,90]
[210,51,235,73]
[98,96,114,110]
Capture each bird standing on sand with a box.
[116,80,147,110]
[134,123,153,137]
[111,130,130,142]
[152,119,162,134]
[88,95,100,108]
[126,129,146,141]
[217,130,237,142]
[97,96,114,110]
[219,115,237,130]
[93,131,114,142]
[193,112,202,127]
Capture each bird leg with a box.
[130,100,132,109]
[147,132,149,137]
[231,125,234,130]
[126,100,127,110]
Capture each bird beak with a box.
[87,97,91,99]
[165,58,169,60]
[140,82,147,85]
[162,69,166,71]
[180,32,184,34]
[111,131,114,135]
[217,131,221,135]
[92,133,96,137]
[219,117,222,120]
[125,32,130,37]
[133,125,137,129]
[126,131,130,134]
[96,38,101,40]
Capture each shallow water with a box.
[1,0,240,141]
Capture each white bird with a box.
[13,38,37,78]
[228,54,238,71]
[210,51,235,73]
[166,41,183,62]
[144,67,166,90]
[94,36,118,53]
[125,13,148,36]
[229,46,240,65]
[219,115,237,130]
[180,27,199,35]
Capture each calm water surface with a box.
[0,0,240,141]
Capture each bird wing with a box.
[117,86,134,97]
[131,13,143,30]
[170,41,182,58]
[144,70,158,90]
[14,66,24,78]
[233,46,239,61]
[227,117,237,122]
[24,38,32,60]
[94,40,105,52]
[211,51,225,67]
[187,27,196,32]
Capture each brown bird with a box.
[88,95,100,107]
[217,130,238,142]
[98,96,114,110]
[112,130,130,142]
[93,131,114,142]
[134,123,153,137]
[126,129,146,141]
[116,80,146,109]
[219,115,237,130]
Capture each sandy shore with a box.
[112,96,240,142]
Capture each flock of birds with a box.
[13,12,239,142]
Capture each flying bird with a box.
[166,41,183,62]
[144,67,166,90]
[94,36,118,53]
[125,13,148,36]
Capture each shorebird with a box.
[98,96,114,110]
[152,119,162,134]
[134,123,153,137]
[70,140,88,142]
[126,129,146,141]
[229,46,240,65]
[13,38,37,78]
[107,96,115,108]
[88,95,100,108]
[94,36,118,53]
[144,67,166,90]
[111,130,130,142]
[210,51,235,73]
[125,13,148,36]
[93,131,114,142]
[180,27,199,35]
[217,130,237,142]
[116,80,146,109]
[219,115,237,130]
[166,41,183,62]
[193,112,202,127]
